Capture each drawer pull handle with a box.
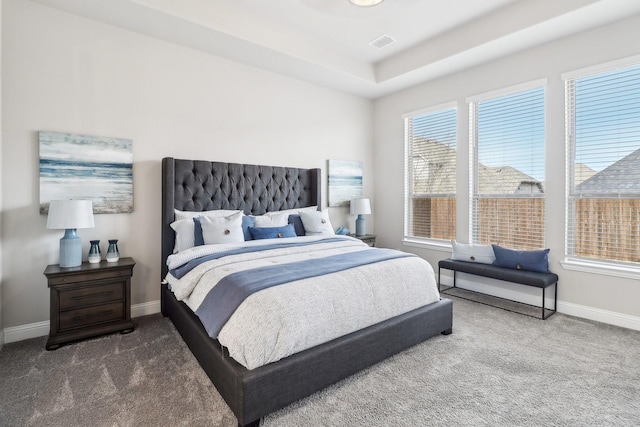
[71,291,113,300]
[72,310,113,322]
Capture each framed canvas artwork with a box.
[328,160,363,207]
[39,131,133,214]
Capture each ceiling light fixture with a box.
[349,0,384,7]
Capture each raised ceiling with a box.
[31,0,640,98]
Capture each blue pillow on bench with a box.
[492,244,550,273]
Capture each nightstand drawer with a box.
[59,282,123,310]
[46,268,132,286]
[59,301,124,330]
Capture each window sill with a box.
[561,258,640,280]
[402,238,452,253]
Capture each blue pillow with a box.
[249,224,297,240]
[288,214,306,236]
[492,245,550,273]
[242,215,256,241]
[193,217,204,246]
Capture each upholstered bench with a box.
[438,258,558,319]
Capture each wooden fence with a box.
[411,197,456,240]
[411,197,545,250]
[412,197,640,263]
[573,198,640,263]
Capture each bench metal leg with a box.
[438,267,456,292]
[541,281,558,320]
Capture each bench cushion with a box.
[438,258,558,289]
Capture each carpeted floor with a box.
[2,295,640,426]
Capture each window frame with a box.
[467,79,547,249]
[402,101,458,249]
[562,55,640,278]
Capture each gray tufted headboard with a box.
[161,157,321,278]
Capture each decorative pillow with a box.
[171,209,242,252]
[492,244,550,273]
[195,214,254,244]
[288,214,306,236]
[170,218,199,253]
[253,212,289,227]
[249,224,297,240]
[193,217,205,246]
[451,241,496,264]
[200,212,244,245]
[241,215,256,241]
[300,210,335,236]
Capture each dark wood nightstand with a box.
[44,257,135,350]
[350,234,376,247]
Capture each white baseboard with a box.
[558,301,640,331]
[131,300,161,318]
[2,300,161,344]
[3,320,50,344]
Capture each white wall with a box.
[373,14,640,327]
[1,0,373,334]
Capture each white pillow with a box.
[200,212,244,245]
[263,206,318,217]
[170,218,198,253]
[171,209,242,252]
[253,212,289,227]
[174,208,241,221]
[300,210,335,236]
[450,241,496,264]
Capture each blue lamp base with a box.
[355,214,366,236]
[59,228,82,268]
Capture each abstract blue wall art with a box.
[328,159,363,207]
[39,132,133,214]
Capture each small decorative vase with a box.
[88,240,102,264]
[106,239,120,262]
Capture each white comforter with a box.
[165,236,440,370]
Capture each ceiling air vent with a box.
[369,34,395,49]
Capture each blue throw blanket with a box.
[195,248,415,338]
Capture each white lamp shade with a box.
[46,200,95,229]
[350,198,371,215]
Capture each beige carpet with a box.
[2,296,639,426]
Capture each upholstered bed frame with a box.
[161,157,453,426]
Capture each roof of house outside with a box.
[412,139,542,195]
[576,148,640,194]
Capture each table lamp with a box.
[350,198,371,236]
[46,200,95,267]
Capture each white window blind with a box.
[470,86,546,249]
[404,107,457,241]
[566,63,640,264]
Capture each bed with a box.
[160,157,453,427]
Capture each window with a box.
[469,84,546,249]
[404,106,457,242]
[565,62,640,265]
